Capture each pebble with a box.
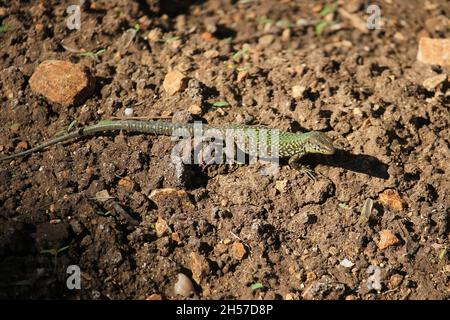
[146,293,162,300]
[155,217,169,237]
[389,274,404,288]
[379,189,407,211]
[417,37,450,66]
[163,70,188,95]
[377,229,400,250]
[231,242,246,260]
[422,74,447,91]
[281,29,291,42]
[147,28,162,42]
[190,252,210,284]
[366,265,382,291]
[258,34,275,47]
[204,49,219,59]
[275,180,288,193]
[17,140,29,150]
[29,60,95,106]
[174,273,195,297]
[340,258,354,268]
[292,85,306,98]
[124,107,134,116]
[188,104,203,115]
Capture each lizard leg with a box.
[288,153,316,181]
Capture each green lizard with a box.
[0,120,335,177]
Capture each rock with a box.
[292,85,306,98]
[377,229,400,250]
[339,258,354,268]
[379,189,407,211]
[163,70,188,95]
[147,28,162,42]
[29,60,95,106]
[124,107,134,116]
[275,180,288,193]
[188,104,203,115]
[231,242,246,260]
[174,273,195,297]
[146,293,162,300]
[258,34,274,47]
[204,49,219,59]
[118,177,134,190]
[17,140,29,150]
[190,252,210,284]
[422,74,447,91]
[417,37,450,66]
[389,274,404,288]
[155,217,169,237]
[281,28,291,42]
[424,16,450,34]
[201,32,215,41]
[366,265,382,291]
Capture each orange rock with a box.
[155,217,169,237]
[190,252,210,284]
[29,60,95,106]
[377,229,400,250]
[417,37,450,66]
[17,140,29,150]
[171,232,180,243]
[146,293,162,300]
[163,70,188,95]
[231,242,246,260]
[379,189,407,211]
[118,177,134,190]
[201,32,215,41]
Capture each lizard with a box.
[0,120,335,178]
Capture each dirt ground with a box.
[0,0,449,300]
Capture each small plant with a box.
[232,47,249,61]
[212,101,230,108]
[315,3,338,36]
[0,25,9,34]
[250,282,264,291]
[78,48,106,60]
[40,245,70,272]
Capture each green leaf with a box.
[315,20,329,36]
[320,4,337,17]
[212,101,230,108]
[338,203,350,209]
[232,47,249,61]
[250,283,264,290]
[67,120,77,132]
[0,25,9,34]
[134,23,141,32]
[9,123,20,131]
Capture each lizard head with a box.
[303,131,335,155]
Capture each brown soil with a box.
[0,0,449,300]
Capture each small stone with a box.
[124,107,134,116]
[275,180,288,193]
[223,238,232,245]
[201,32,215,41]
[424,16,449,34]
[379,189,407,211]
[146,293,162,300]
[190,252,210,284]
[237,71,248,82]
[389,274,404,288]
[147,28,162,42]
[214,243,228,255]
[377,229,400,250]
[340,258,354,268]
[306,271,317,282]
[155,217,169,237]
[281,28,291,42]
[171,232,180,243]
[29,60,95,106]
[49,219,61,224]
[163,70,188,95]
[188,104,203,115]
[17,141,29,150]
[292,85,306,98]
[258,34,274,47]
[422,74,447,91]
[345,294,358,300]
[118,177,134,190]
[231,242,246,260]
[174,273,195,297]
[35,23,45,32]
[0,7,7,17]
[95,190,111,203]
[417,37,450,66]
[204,49,219,59]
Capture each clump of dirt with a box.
[0,0,448,299]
